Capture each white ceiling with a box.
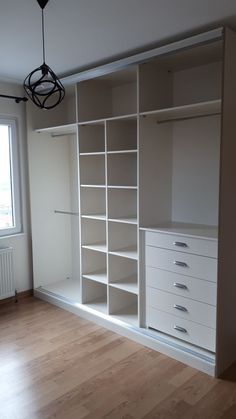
[1,0,236,84]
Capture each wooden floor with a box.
[0,298,236,419]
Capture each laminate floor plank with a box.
[0,297,236,419]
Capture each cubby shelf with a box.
[84,297,107,314]
[80,152,106,156]
[107,150,137,155]
[140,99,221,123]
[83,270,107,285]
[109,246,138,260]
[82,214,107,221]
[110,305,138,327]
[81,185,106,188]
[82,242,107,253]
[78,113,137,126]
[107,186,138,190]
[108,217,137,225]
[109,276,138,294]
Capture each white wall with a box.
[0,82,32,292]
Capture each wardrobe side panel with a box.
[216,28,236,376]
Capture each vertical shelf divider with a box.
[105,120,110,314]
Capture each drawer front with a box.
[146,266,217,305]
[147,287,216,328]
[146,246,217,282]
[147,306,216,352]
[145,231,217,258]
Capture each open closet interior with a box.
[27,28,236,376]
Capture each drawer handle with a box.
[174,304,188,312]
[173,282,187,290]
[173,241,188,248]
[174,325,187,333]
[174,261,188,268]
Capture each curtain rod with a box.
[0,94,28,104]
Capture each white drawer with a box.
[147,306,216,352]
[147,287,216,328]
[146,266,217,305]
[146,246,217,282]
[145,231,217,258]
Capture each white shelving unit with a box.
[78,78,139,325]
[29,27,236,376]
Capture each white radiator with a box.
[0,247,15,300]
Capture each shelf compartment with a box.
[107,153,137,187]
[79,124,105,153]
[81,218,106,252]
[80,154,105,186]
[108,222,137,260]
[107,119,137,152]
[108,188,137,222]
[109,255,138,294]
[82,279,107,314]
[139,41,222,113]
[83,270,107,285]
[109,287,138,326]
[80,187,106,219]
[82,248,107,276]
[140,100,221,123]
[77,67,137,122]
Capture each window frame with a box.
[0,118,22,237]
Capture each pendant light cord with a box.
[42,9,46,63]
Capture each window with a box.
[0,119,21,236]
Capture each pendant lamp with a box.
[24,0,65,110]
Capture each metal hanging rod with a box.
[155,111,221,124]
[54,210,79,216]
[0,94,28,104]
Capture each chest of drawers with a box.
[145,229,218,352]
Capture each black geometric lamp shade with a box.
[23,0,65,110]
[24,63,65,110]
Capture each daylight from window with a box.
[0,125,13,230]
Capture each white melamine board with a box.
[41,279,80,303]
[69,137,80,283]
[81,248,106,275]
[173,62,222,106]
[78,80,111,122]
[78,68,137,122]
[108,222,137,252]
[80,187,106,216]
[33,86,76,129]
[107,153,137,187]
[171,115,220,225]
[109,246,138,260]
[29,132,79,288]
[109,286,137,313]
[139,63,173,113]
[109,277,138,295]
[81,218,106,247]
[107,119,137,151]
[108,188,137,220]
[216,28,236,376]
[139,117,173,226]
[140,100,221,122]
[83,270,107,285]
[36,124,77,136]
[82,278,107,304]
[140,223,218,240]
[79,124,105,153]
[79,154,105,185]
[109,254,137,285]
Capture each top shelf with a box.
[35,123,77,136]
[140,222,218,240]
[140,100,221,123]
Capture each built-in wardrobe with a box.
[27,27,236,376]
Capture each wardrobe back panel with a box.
[172,115,221,225]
